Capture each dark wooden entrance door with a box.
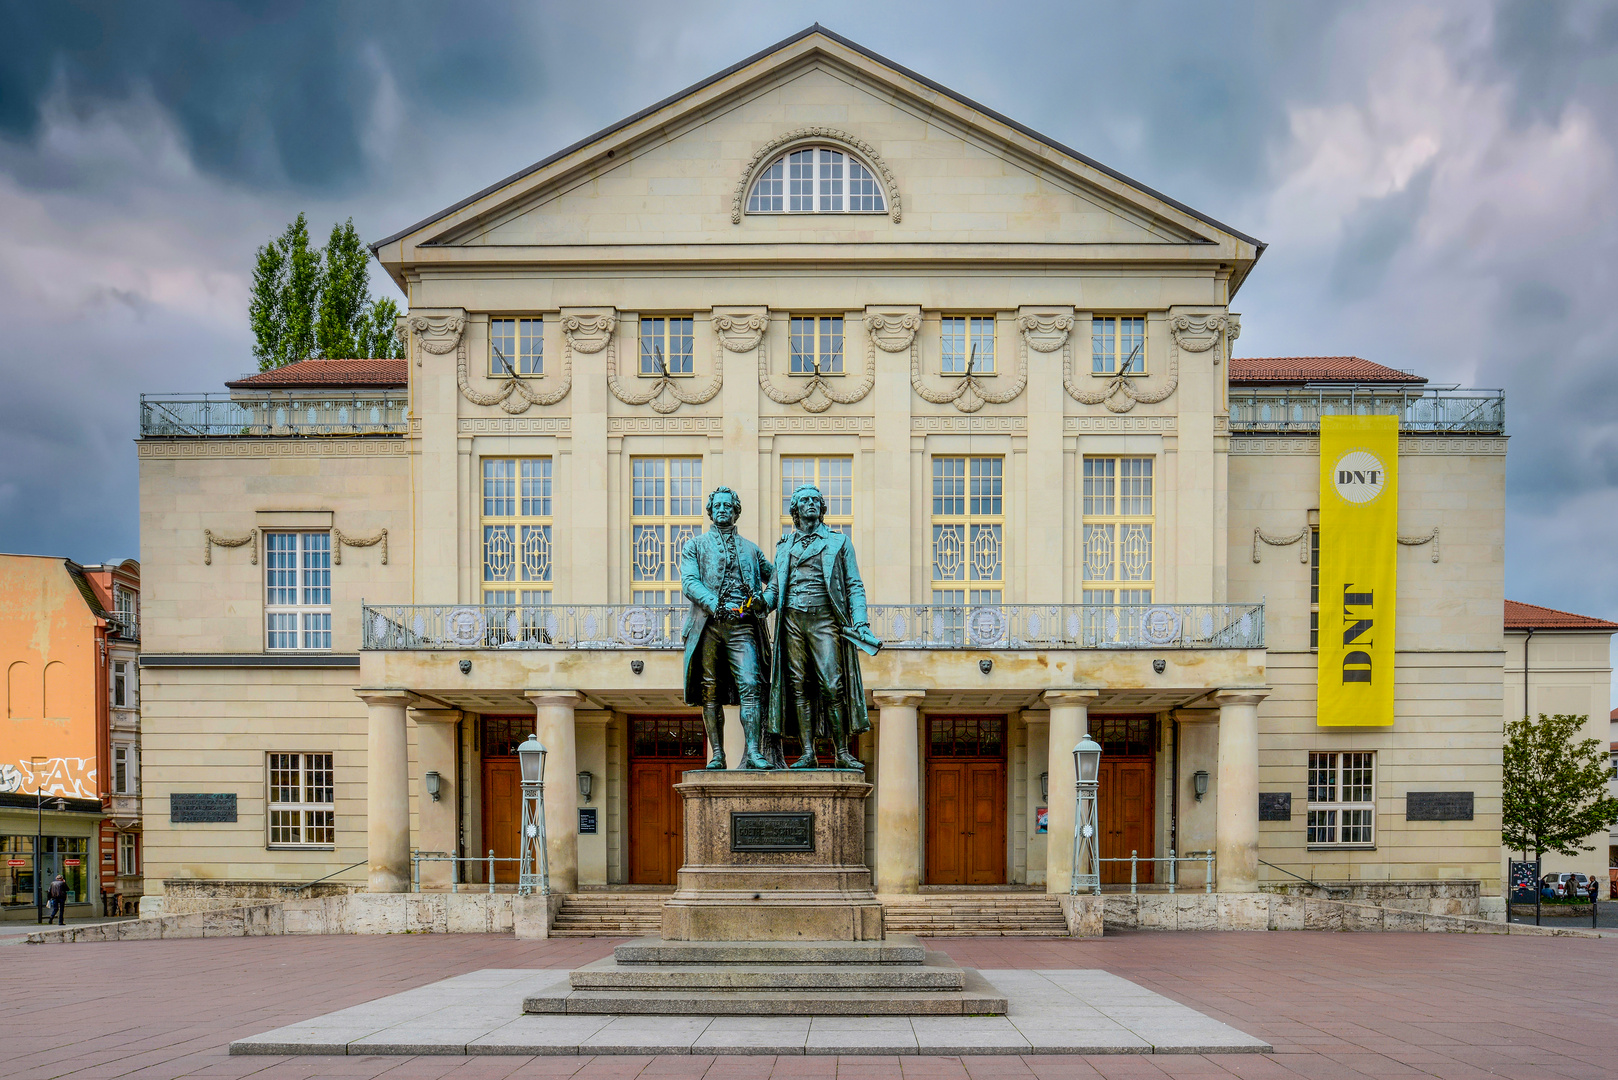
[924,717,1007,885]
[628,716,706,886]
[480,716,533,885]
[1099,760,1155,885]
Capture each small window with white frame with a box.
[746,147,885,214]
[264,532,331,651]
[789,316,843,375]
[942,316,995,375]
[112,660,132,708]
[1307,751,1375,847]
[112,745,136,795]
[267,752,335,848]
[118,832,138,876]
[113,585,138,638]
[490,317,543,376]
[639,317,694,376]
[1092,315,1146,375]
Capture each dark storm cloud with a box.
[1328,164,1436,300]
[1486,0,1618,129]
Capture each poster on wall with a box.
[1317,414,1399,727]
[1035,807,1048,834]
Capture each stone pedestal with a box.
[660,769,883,942]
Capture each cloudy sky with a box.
[3,1,1616,667]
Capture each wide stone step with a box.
[614,936,927,965]
[569,954,965,992]
[525,967,1007,1016]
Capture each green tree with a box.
[315,219,369,360]
[1502,712,1618,861]
[249,213,403,369]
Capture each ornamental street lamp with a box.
[516,735,549,896]
[1070,735,1102,896]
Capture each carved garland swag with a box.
[203,526,389,565]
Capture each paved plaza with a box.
[3,930,1616,1079]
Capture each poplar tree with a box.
[1503,713,1618,862]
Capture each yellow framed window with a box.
[490,317,543,376]
[631,457,702,604]
[639,317,694,376]
[931,456,1003,605]
[941,316,995,375]
[1091,315,1146,375]
[781,456,853,540]
[790,316,843,374]
[1082,457,1153,604]
[482,458,553,612]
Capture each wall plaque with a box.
[1258,793,1292,821]
[1406,791,1473,821]
[731,811,815,853]
[579,808,598,834]
[170,793,237,823]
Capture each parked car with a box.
[1541,872,1592,898]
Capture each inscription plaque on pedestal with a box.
[731,811,815,853]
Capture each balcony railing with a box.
[361,602,1264,651]
[1228,387,1504,434]
[139,393,408,437]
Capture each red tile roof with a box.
[226,359,407,390]
[1229,356,1426,385]
[1505,600,1618,631]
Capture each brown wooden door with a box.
[1099,758,1155,885]
[627,716,706,886]
[481,758,520,884]
[925,747,1007,886]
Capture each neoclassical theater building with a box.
[137,28,1517,919]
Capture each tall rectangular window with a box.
[931,457,1003,605]
[781,457,853,539]
[1310,527,1321,650]
[631,457,703,604]
[112,745,136,794]
[265,532,331,651]
[1082,457,1154,605]
[1092,315,1146,374]
[640,317,694,376]
[790,316,843,374]
[1307,751,1376,847]
[268,752,335,848]
[112,661,129,708]
[482,458,553,611]
[489,317,543,375]
[941,316,995,375]
[113,585,138,638]
[118,832,138,876]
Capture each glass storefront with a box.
[2,836,35,907]
[1,835,89,906]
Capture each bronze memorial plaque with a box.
[731,811,816,853]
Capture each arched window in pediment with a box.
[746,146,887,214]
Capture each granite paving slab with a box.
[230,967,1270,1056]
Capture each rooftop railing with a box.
[139,392,408,437]
[1228,386,1504,434]
[361,602,1264,651]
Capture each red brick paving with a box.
[0,931,1614,1079]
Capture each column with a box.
[358,689,414,893]
[872,690,925,894]
[1022,710,1049,888]
[527,689,586,894]
[1044,688,1098,894]
[1213,688,1269,892]
[410,708,461,889]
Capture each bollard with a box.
[412,851,419,893]
[488,849,496,895]
[1204,851,1214,893]
[1167,851,1177,895]
[1130,850,1138,895]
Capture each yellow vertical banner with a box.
[1317,415,1398,727]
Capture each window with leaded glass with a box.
[630,717,707,758]
[1307,751,1375,847]
[781,456,852,540]
[490,317,543,376]
[1082,457,1154,605]
[481,459,553,618]
[639,317,694,376]
[790,316,843,374]
[926,717,1006,758]
[631,457,702,604]
[264,532,331,650]
[1091,315,1146,374]
[745,147,885,214]
[942,316,995,374]
[1091,716,1155,757]
[931,457,1003,605]
[267,752,335,848]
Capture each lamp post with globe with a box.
[1070,735,1102,895]
[516,735,549,896]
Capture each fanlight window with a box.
[747,147,885,214]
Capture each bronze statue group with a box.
[680,485,882,770]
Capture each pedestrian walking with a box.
[46,872,67,925]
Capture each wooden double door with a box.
[924,717,1007,885]
[628,716,707,886]
[1098,758,1155,885]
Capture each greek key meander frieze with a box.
[732,128,902,224]
[759,415,875,433]
[1230,437,1508,456]
[1064,415,1177,432]
[458,418,572,434]
[137,441,406,458]
[911,416,1027,432]
[607,416,723,433]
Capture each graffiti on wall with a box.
[0,757,97,798]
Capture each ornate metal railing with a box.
[361,602,1263,651]
[139,393,408,437]
[1228,387,1504,434]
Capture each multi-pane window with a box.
[267,752,335,848]
[118,832,138,876]
[1092,316,1146,374]
[631,717,707,757]
[1082,458,1154,604]
[482,459,553,610]
[790,316,843,374]
[1310,527,1321,650]
[640,317,694,376]
[926,717,1006,758]
[490,317,543,376]
[112,745,135,795]
[746,147,886,213]
[112,660,135,708]
[113,585,138,638]
[265,532,331,650]
[1307,752,1376,846]
[942,316,995,375]
[931,457,1003,605]
[781,457,853,540]
[631,458,702,604]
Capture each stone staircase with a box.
[880,893,1070,936]
[549,892,667,937]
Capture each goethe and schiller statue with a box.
[680,485,882,770]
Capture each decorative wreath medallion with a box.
[446,607,486,647]
[967,606,1007,647]
[370,613,389,644]
[618,606,657,646]
[1140,607,1182,646]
